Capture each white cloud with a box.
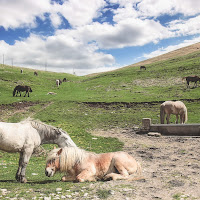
[68,18,173,49]
[131,0,200,18]
[168,15,200,36]
[0,32,115,76]
[0,0,52,29]
[0,0,200,75]
[59,0,106,27]
[142,36,200,59]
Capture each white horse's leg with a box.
[17,148,33,183]
[16,152,23,181]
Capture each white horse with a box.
[56,79,62,87]
[0,118,76,183]
[56,79,60,87]
[160,101,188,124]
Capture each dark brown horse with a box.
[140,66,146,70]
[182,76,200,88]
[34,71,38,76]
[13,85,33,97]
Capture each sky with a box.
[0,0,200,76]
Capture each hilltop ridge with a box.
[127,42,200,67]
[87,42,200,76]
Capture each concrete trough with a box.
[150,124,200,136]
[142,118,200,136]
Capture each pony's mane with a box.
[47,147,93,172]
[20,118,59,137]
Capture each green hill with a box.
[0,43,200,196]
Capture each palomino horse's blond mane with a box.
[46,147,93,172]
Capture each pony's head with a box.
[29,87,33,92]
[54,128,77,148]
[45,148,62,177]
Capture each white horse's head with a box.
[54,129,76,148]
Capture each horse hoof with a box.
[17,176,27,183]
[20,177,27,183]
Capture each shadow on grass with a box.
[28,180,60,184]
[0,179,59,184]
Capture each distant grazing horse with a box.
[13,85,33,97]
[45,147,143,182]
[63,78,67,82]
[140,66,146,70]
[56,79,62,87]
[160,101,188,124]
[34,71,38,76]
[20,69,23,74]
[0,118,76,183]
[182,76,200,88]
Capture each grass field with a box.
[0,47,200,199]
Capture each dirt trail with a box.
[90,128,200,200]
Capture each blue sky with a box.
[0,0,200,76]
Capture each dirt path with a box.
[90,128,200,200]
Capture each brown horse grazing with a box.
[182,76,200,88]
[45,147,143,182]
[140,66,146,70]
[34,71,38,76]
[160,101,188,124]
[13,85,33,97]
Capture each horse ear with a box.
[57,148,62,156]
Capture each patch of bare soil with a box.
[90,128,200,200]
[0,101,52,122]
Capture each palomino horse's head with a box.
[45,148,62,177]
[54,129,77,148]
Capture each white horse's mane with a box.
[20,118,59,137]
[47,147,94,172]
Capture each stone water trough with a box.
[141,118,200,136]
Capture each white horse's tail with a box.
[127,162,145,181]
[160,104,165,124]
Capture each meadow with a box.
[0,49,200,199]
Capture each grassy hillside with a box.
[0,44,200,198]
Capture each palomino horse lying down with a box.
[45,147,143,182]
[160,100,188,124]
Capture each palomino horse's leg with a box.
[104,160,129,181]
[76,168,96,182]
[166,114,170,124]
[175,115,179,124]
[17,148,33,183]
[180,114,184,124]
[61,175,76,182]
